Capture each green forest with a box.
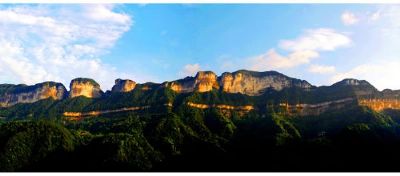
[1,84,400,171]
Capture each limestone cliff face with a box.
[186,102,254,117]
[334,79,370,86]
[278,98,356,116]
[166,77,195,93]
[111,79,136,93]
[0,82,67,107]
[219,70,313,96]
[382,89,400,99]
[69,78,103,98]
[167,70,312,95]
[359,99,400,111]
[332,79,379,98]
[194,71,220,92]
[166,71,219,93]
[136,82,159,91]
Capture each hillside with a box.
[1,70,400,171]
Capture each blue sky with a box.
[0,4,399,90]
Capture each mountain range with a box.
[1,69,400,171]
[0,69,399,118]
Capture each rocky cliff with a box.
[165,71,219,93]
[0,82,67,107]
[1,69,399,111]
[166,70,312,95]
[195,71,220,92]
[359,99,400,111]
[111,79,136,93]
[277,98,357,116]
[219,70,313,96]
[69,78,103,98]
[331,78,379,98]
[334,79,370,86]
[381,89,400,99]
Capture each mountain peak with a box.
[195,70,216,76]
[112,79,136,93]
[69,78,103,98]
[334,78,372,86]
[164,70,219,93]
[219,70,313,96]
[232,69,284,77]
[0,81,67,107]
[194,71,219,92]
[1,69,395,108]
[70,78,100,87]
[331,78,379,98]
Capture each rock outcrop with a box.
[278,98,356,116]
[219,70,313,96]
[359,99,400,111]
[0,82,67,107]
[194,71,220,92]
[334,79,371,86]
[166,70,312,95]
[381,89,400,99]
[331,78,379,98]
[69,78,103,98]
[2,69,399,111]
[187,102,254,111]
[137,82,159,91]
[63,105,150,119]
[166,71,219,93]
[111,79,136,93]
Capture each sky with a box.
[0,4,399,91]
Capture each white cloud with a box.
[370,11,381,21]
[180,63,201,77]
[83,4,131,24]
[330,61,400,90]
[0,5,133,90]
[249,49,319,71]
[247,28,351,71]
[279,28,351,51]
[308,64,336,74]
[376,6,400,40]
[341,11,359,25]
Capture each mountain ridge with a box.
[0,70,398,116]
[2,71,400,172]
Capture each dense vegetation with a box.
[1,85,400,171]
[1,105,400,171]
